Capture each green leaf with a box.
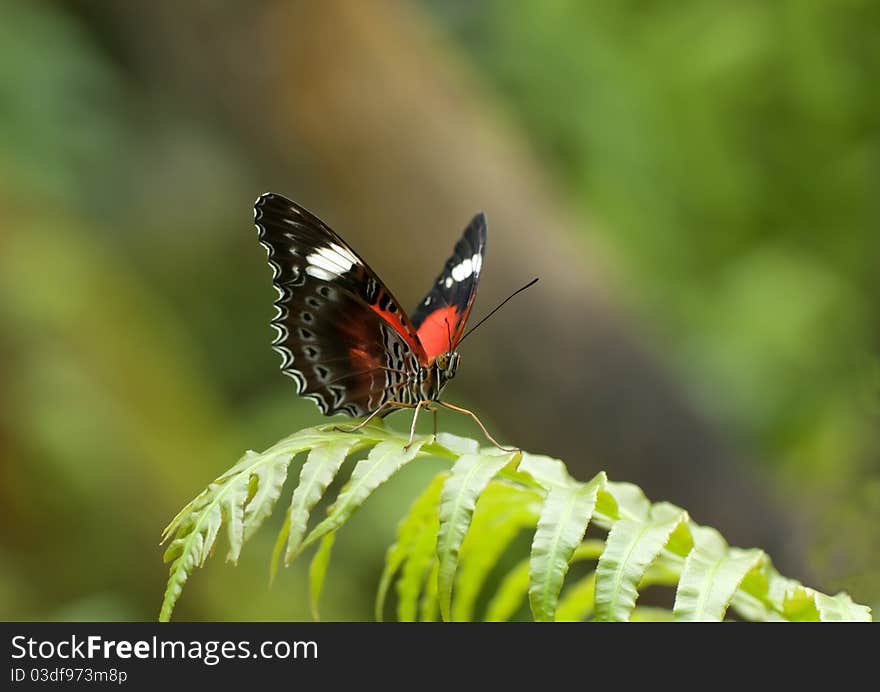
[161,425,873,623]
[436,451,518,621]
[240,453,293,551]
[397,532,440,622]
[485,558,531,622]
[810,591,872,622]
[268,514,290,585]
[159,503,222,622]
[434,432,480,456]
[488,539,606,622]
[775,578,872,622]
[571,540,608,562]
[299,437,429,553]
[284,438,361,563]
[375,473,447,621]
[604,481,651,520]
[555,572,596,622]
[420,561,441,622]
[673,525,766,622]
[594,502,689,621]
[159,430,325,622]
[517,453,571,487]
[453,482,542,621]
[396,517,441,622]
[529,473,603,621]
[309,532,336,621]
[220,476,249,564]
[159,425,374,621]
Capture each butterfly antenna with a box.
[458,277,539,346]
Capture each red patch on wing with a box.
[416,306,460,360]
[369,304,423,358]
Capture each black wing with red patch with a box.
[254,193,426,416]
[410,213,487,360]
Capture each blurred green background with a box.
[1,0,877,621]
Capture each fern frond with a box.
[487,540,606,621]
[299,437,430,557]
[453,482,542,621]
[420,561,441,622]
[376,473,448,621]
[285,438,360,563]
[528,473,603,621]
[485,557,531,622]
[397,532,438,622]
[555,571,597,622]
[159,427,331,621]
[308,532,336,621]
[594,502,691,621]
[160,425,872,622]
[436,451,520,621]
[673,525,765,621]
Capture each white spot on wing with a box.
[471,253,482,274]
[306,243,357,277]
[305,265,337,281]
[451,257,473,282]
[329,241,358,265]
[444,276,454,288]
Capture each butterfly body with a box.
[254,192,482,423]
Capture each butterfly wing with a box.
[254,193,427,416]
[410,213,487,360]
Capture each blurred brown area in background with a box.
[1,0,877,619]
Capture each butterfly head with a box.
[433,350,461,395]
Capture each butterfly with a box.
[254,192,519,450]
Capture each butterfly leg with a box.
[436,401,519,453]
[404,400,433,450]
[331,401,392,434]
